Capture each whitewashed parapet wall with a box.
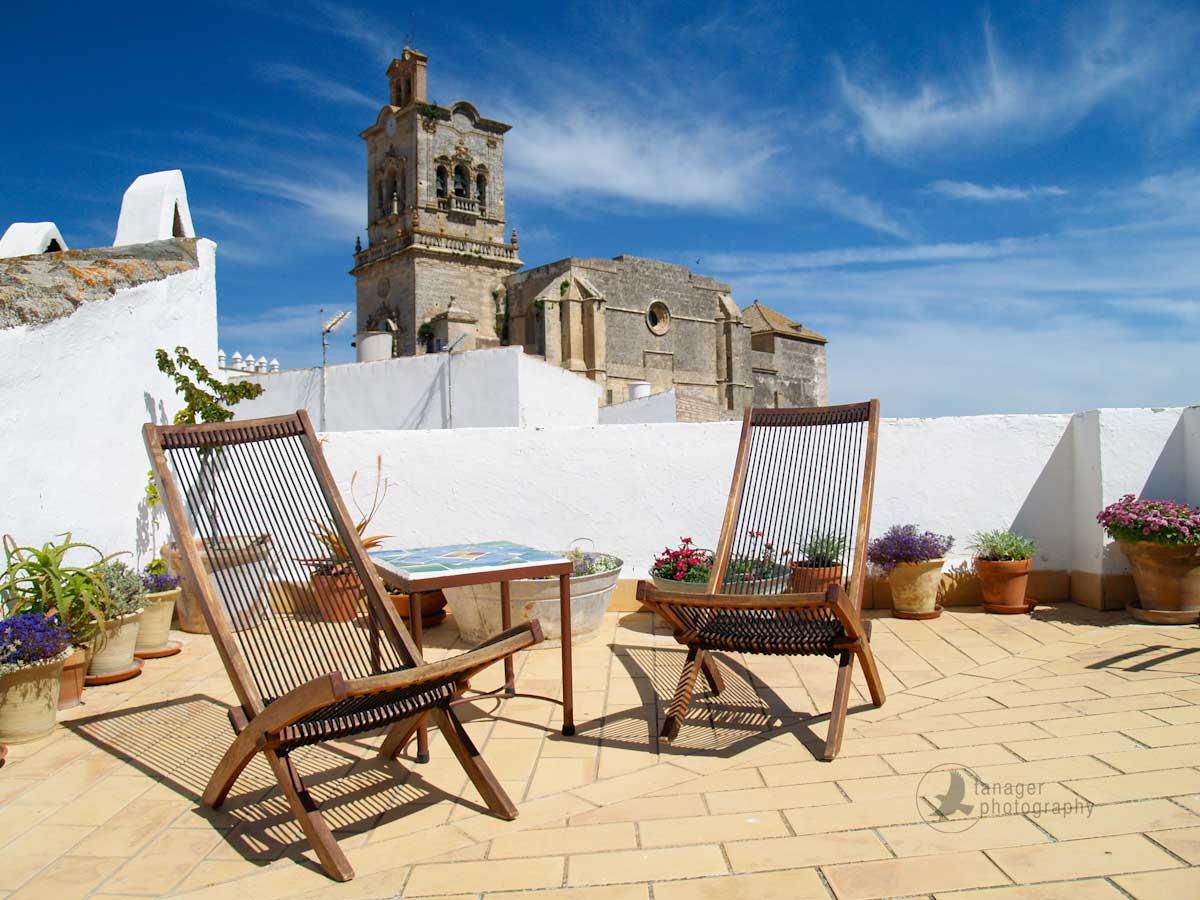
[233,346,601,430]
[0,239,218,563]
[321,406,1199,609]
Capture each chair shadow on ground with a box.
[535,643,874,762]
[65,694,493,873]
[1084,643,1200,674]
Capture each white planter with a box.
[0,655,65,743]
[88,611,143,677]
[443,558,623,647]
[135,588,181,653]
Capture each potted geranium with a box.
[0,534,109,708]
[649,537,714,592]
[789,533,847,593]
[0,614,72,743]
[87,561,146,684]
[136,565,182,658]
[969,530,1038,614]
[1097,495,1200,624]
[869,525,954,619]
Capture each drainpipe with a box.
[444,333,467,429]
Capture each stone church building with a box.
[352,49,828,421]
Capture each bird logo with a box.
[916,763,982,833]
[933,769,975,819]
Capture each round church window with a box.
[646,301,671,336]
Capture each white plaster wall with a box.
[873,413,1076,569]
[235,347,597,430]
[1184,406,1200,507]
[0,240,218,563]
[517,353,600,427]
[599,389,678,425]
[1071,411,1104,575]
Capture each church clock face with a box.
[385,117,397,137]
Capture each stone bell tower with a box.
[352,48,522,355]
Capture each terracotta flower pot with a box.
[136,588,182,656]
[788,562,844,594]
[0,655,65,743]
[889,558,945,619]
[388,591,447,628]
[165,537,272,634]
[88,611,144,681]
[976,558,1034,614]
[58,647,89,709]
[310,571,365,622]
[1119,541,1200,624]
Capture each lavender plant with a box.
[0,613,71,674]
[868,525,953,572]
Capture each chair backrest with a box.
[144,411,419,718]
[711,401,880,600]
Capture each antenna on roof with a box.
[319,308,351,431]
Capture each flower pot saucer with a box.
[984,599,1037,615]
[84,659,144,686]
[893,604,943,620]
[135,641,183,660]
[1127,600,1200,626]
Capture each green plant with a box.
[562,548,620,577]
[97,561,146,617]
[968,530,1038,561]
[0,534,112,645]
[155,346,264,424]
[798,533,847,567]
[307,457,391,575]
[725,530,787,583]
[559,279,569,297]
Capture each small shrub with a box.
[868,525,953,572]
[968,530,1038,561]
[563,548,620,577]
[98,561,146,617]
[798,533,847,567]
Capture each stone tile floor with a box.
[3,603,1200,899]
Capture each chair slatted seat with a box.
[637,400,884,760]
[145,411,543,881]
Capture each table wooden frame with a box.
[372,556,576,761]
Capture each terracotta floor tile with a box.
[704,780,844,815]
[988,833,1181,882]
[1034,797,1199,840]
[7,854,124,900]
[880,813,1050,857]
[923,722,1052,749]
[1095,744,1200,773]
[639,810,789,848]
[1147,825,1200,864]
[725,829,889,872]
[490,822,637,858]
[1067,769,1200,804]
[651,867,829,900]
[488,885,649,900]
[0,824,94,890]
[405,856,564,896]
[1004,731,1140,761]
[884,743,1022,775]
[1111,866,1200,898]
[1122,722,1200,747]
[101,827,228,894]
[935,877,1129,899]
[823,849,1009,899]
[570,794,708,826]
[566,845,727,886]
[1038,711,1166,737]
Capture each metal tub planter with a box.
[444,551,622,647]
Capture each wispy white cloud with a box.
[928,180,1068,202]
[811,179,915,239]
[834,9,1174,159]
[257,62,377,110]
[191,159,362,234]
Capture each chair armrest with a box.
[637,579,831,610]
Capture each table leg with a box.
[411,593,429,764]
[559,573,574,736]
[500,580,515,695]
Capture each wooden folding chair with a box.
[144,411,543,881]
[637,401,884,760]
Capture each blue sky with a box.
[3,1,1198,417]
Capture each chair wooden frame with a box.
[636,400,884,760]
[144,411,542,881]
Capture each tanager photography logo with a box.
[916,763,1095,833]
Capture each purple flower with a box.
[0,613,70,668]
[868,525,953,572]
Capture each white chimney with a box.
[257,356,268,373]
[231,351,243,369]
[217,348,226,368]
[269,358,280,373]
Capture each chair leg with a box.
[430,706,518,820]
[857,624,886,708]
[662,647,703,741]
[203,734,259,809]
[700,652,725,694]
[822,650,855,761]
[265,749,354,882]
[379,712,426,760]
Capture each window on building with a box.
[646,300,671,336]
[398,168,407,209]
[436,166,448,198]
[453,165,469,198]
[476,173,487,209]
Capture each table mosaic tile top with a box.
[371,540,569,583]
